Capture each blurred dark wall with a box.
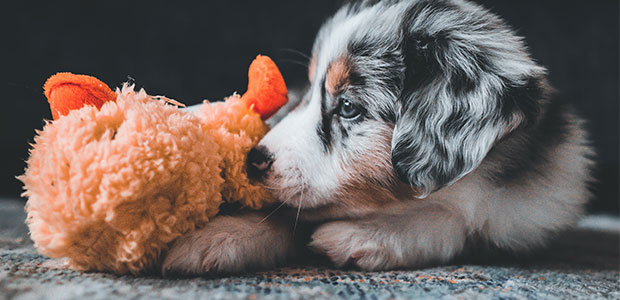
[4,1,618,212]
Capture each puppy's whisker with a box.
[279,59,310,69]
[258,199,290,224]
[292,180,305,237]
[279,48,311,61]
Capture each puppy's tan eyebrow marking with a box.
[325,56,351,95]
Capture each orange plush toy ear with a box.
[241,55,288,120]
[43,72,117,120]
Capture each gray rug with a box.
[1,198,618,300]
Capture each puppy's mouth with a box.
[255,165,317,207]
[273,189,311,210]
[259,183,331,221]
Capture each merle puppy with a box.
[163,0,593,275]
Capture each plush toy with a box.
[19,55,288,275]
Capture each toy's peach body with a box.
[20,56,286,274]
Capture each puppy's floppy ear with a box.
[391,24,547,198]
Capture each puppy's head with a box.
[251,0,547,218]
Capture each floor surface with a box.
[1,198,618,300]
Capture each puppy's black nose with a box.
[247,146,273,179]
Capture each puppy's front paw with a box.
[161,227,242,277]
[309,221,393,271]
[162,213,293,277]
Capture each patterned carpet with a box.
[1,198,618,300]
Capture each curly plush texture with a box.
[20,85,274,274]
[21,86,224,274]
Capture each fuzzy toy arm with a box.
[198,95,271,208]
[196,56,288,209]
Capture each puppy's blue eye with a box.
[338,96,361,119]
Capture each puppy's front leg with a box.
[309,203,467,271]
[162,211,294,277]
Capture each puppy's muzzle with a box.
[247,145,274,180]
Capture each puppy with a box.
[163,0,593,275]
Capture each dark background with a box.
[4,1,618,212]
